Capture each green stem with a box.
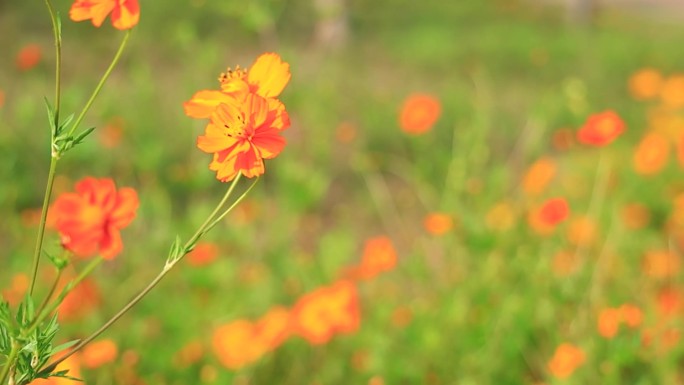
[41,177,246,374]
[205,177,259,231]
[0,341,19,385]
[28,158,59,296]
[34,267,64,325]
[66,30,132,139]
[44,0,62,129]
[26,257,103,336]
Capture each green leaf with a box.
[73,126,95,145]
[50,339,80,356]
[44,251,68,270]
[44,97,57,136]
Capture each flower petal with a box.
[110,187,139,228]
[184,90,236,119]
[111,0,140,30]
[247,53,291,98]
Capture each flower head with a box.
[577,110,625,147]
[70,0,140,30]
[345,236,398,280]
[547,343,585,379]
[399,93,441,135]
[16,44,41,71]
[197,94,289,182]
[184,53,291,119]
[50,177,139,259]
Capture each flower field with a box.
[1,1,684,384]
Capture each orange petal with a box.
[99,227,123,260]
[111,0,140,30]
[110,187,139,228]
[184,90,236,119]
[247,53,291,98]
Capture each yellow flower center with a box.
[224,114,247,138]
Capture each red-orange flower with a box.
[197,94,289,182]
[184,53,291,119]
[82,339,118,369]
[50,177,138,259]
[577,110,625,147]
[291,280,361,345]
[187,242,219,267]
[399,93,441,134]
[423,212,454,236]
[16,44,41,71]
[547,343,585,379]
[539,198,570,226]
[69,0,140,30]
[345,236,398,280]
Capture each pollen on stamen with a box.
[218,65,247,84]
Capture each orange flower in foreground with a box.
[187,242,219,267]
[633,132,670,175]
[547,343,585,379]
[50,177,138,259]
[577,110,625,147]
[399,93,441,135]
[82,339,119,369]
[184,53,291,119]
[628,68,663,100]
[16,44,41,71]
[197,94,289,182]
[522,157,556,196]
[291,280,361,345]
[346,236,398,280]
[423,212,454,236]
[70,0,140,30]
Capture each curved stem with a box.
[41,177,246,373]
[44,0,62,129]
[0,341,19,385]
[66,30,132,139]
[29,158,58,296]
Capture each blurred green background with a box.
[2,0,684,384]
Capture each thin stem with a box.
[29,158,59,296]
[41,178,245,374]
[205,177,259,231]
[66,30,131,139]
[44,0,62,128]
[0,341,19,385]
[34,267,64,325]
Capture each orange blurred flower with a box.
[0,89,5,108]
[577,110,625,147]
[50,177,138,259]
[184,53,291,119]
[174,340,204,368]
[660,75,684,108]
[1,274,29,307]
[82,339,119,369]
[58,278,102,321]
[566,216,597,247]
[34,353,81,385]
[70,0,140,30]
[196,94,288,182]
[539,198,570,225]
[547,343,585,379]
[522,157,556,196]
[345,236,398,280]
[212,306,290,370]
[99,117,125,148]
[423,212,454,236]
[657,287,682,318]
[291,280,361,345]
[619,304,643,328]
[677,133,684,167]
[552,127,575,151]
[642,250,680,279]
[628,68,663,100]
[187,242,219,267]
[621,203,650,230]
[16,44,41,71]
[597,308,621,339]
[633,132,670,175]
[398,93,441,135]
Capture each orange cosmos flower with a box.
[677,133,684,167]
[0,89,5,108]
[577,110,625,147]
[345,236,398,280]
[184,53,291,119]
[628,68,663,100]
[82,339,119,369]
[619,304,643,328]
[547,343,585,379]
[254,306,291,351]
[660,75,684,108]
[633,132,670,175]
[291,280,361,345]
[197,94,288,182]
[187,242,219,267]
[566,216,597,247]
[58,278,102,321]
[539,198,570,226]
[16,44,41,71]
[50,177,138,259]
[522,157,556,196]
[212,319,265,370]
[423,212,454,236]
[399,93,441,135]
[642,250,680,279]
[621,202,650,230]
[597,308,621,339]
[69,0,140,30]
